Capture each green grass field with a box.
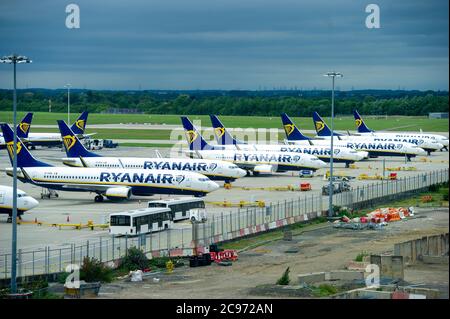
[0,111,448,132]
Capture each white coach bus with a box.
[109,207,172,236]
[147,197,205,222]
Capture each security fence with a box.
[0,168,448,282]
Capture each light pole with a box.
[0,54,32,293]
[324,71,343,218]
[64,83,71,124]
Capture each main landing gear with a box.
[94,194,104,202]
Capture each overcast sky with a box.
[0,0,448,90]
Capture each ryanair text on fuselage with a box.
[99,172,185,184]
[142,161,217,171]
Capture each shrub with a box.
[276,267,290,285]
[354,251,369,262]
[80,257,113,283]
[119,247,150,271]
[313,284,338,297]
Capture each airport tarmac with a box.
[0,145,448,254]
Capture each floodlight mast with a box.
[323,71,343,218]
[0,54,32,294]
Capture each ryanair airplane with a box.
[0,112,33,149]
[312,111,441,155]
[353,109,447,153]
[181,117,327,175]
[210,114,366,167]
[284,112,426,160]
[0,185,39,221]
[0,124,219,202]
[57,120,246,184]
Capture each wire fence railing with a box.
[0,168,448,281]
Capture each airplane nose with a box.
[318,160,328,168]
[441,139,449,147]
[26,196,39,209]
[435,143,444,150]
[417,148,427,156]
[236,168,247,178]
[359,151,369,159]
[208,181,220,192]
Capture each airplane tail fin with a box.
[281,113,311,141]
[353,109,373,133]
[0,123,52,167]
[312,111,342,137]
[16,112,33,138]
[209,115,243,145]
[57,120,100,158]
[70,111,89,135]
[181,117,222,151]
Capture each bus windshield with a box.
[110,215,131,226]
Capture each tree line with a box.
[0,89,447,116]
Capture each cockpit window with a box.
[198,178,210,182]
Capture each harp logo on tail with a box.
[19,123,30,135]
[185,130,198,144]
[315,121,325,132]
[75,119,85,131]
[214,127,225,138]
[63,135,76,150]
[355,119,362,128]
[6,141,22,158]
[284,124,295,136]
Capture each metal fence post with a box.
[32,251,35,277]
[59,249,62,273]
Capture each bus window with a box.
[110,215,130,226]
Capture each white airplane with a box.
[209,115,367,168]
[181,117,327,175]
[0,185,39,222]
[312,111,441,154]
[0,111,94,149]
[0,123,219,202]
[353,110,448,153]
[57,120,246,185]
[282,113,426,161]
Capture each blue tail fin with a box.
[209,115,243,145]
[353,110,373,133]
[312,112,342,137]
[70,111,89,135]
[180,117,223,151]
[16,112,33,138]
[57,120,100,158]
[0,123,52,167]
[280,113,311,141]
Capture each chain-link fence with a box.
[0,168,448,280]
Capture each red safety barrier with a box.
[210,250,238,263]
